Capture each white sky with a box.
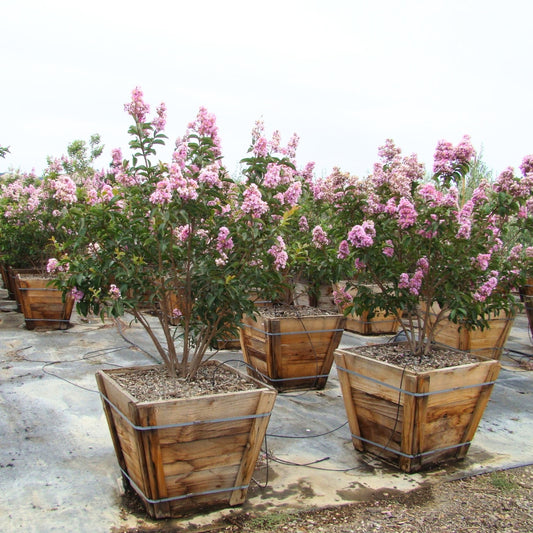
[2,0,532,178]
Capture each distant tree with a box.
[0,145,10,158]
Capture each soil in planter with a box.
[348,343,480,372]
[110,364,259,402]
[258,303,340,318]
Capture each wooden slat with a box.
[230,389,277,505]
[335,351,363,452]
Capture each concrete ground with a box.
[1,288,532,533]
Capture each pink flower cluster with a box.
[347,221,375,248]
[268,236,288,271]
[473,274,499,302]
[433,135,475,174]
[124,87,150,123]
[47,257,70,274]
[311,225,329,248]
[216,226,234,265]
[49,175,77,204]
[373,140,424,197]
[397,197,417,229]
[109,284,121,300]
[337,239,350,259]
[70,287,84,303]
[241,184,268,217]
[333,288,353,307]
[188,106,222,156]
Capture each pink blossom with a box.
[300,161,315,182]
[109,284,121,300]
[270,130,281,151]
[409,269,425,295]
[153,103,167,132]
[471,182,489,205]
[188,106,222,156]
[70,287,84,303]
[377,139,402,164]
[417,183,444,206]
[473,276,499,302]
[299,215,309,232]
[172,142,188,169]
[473,253,491,271]
[337,240,350,259]
[454,135,476,164]
[520,155,533,177]
[433,140,455,174]
[241,184,268,218]
[284,181,302,206]
[253,136,268,157]
[174,224,191,242]
[354,258,366,270]
[333,288,353,306]
[382,240,394,257]
[172,308,183,319]
[263,163,282,188]
[251,118,264,141]
[508,244,523,262]
[417,256,429,273]
[398,273,410,289]
[198,166,222,187]
[124,87,150,123]
[397,197,417,228]
[111,148,123,168]
[347,220,376,248]
[51,175,78,204]
[268,236,288,271]
[216,226,234,253]
[47,258,59,273]
[150,179,173,204]
[312,225,329,248]
[283,133,299,158]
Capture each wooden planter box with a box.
[13,274,74,330]
[335,346,501,473]
[0,263,15,300]
[431,311,515,360]
[519,279,533,338]
[96,363,276,518]
[334,281,400,335]
[239,312,346,391]
[345,310,401,335]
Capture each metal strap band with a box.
[351,433,471,459]
[336,365,497,397]
[120,467,248,504]
[100,392,272,431]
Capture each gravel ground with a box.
[116,465,533,532]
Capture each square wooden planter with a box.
[239,312,346,391]
[430,310,515,360]
[335,346,501,472]
[344,309,401,336]
[13,273,74,330]
[334,281,400,335]
[519,279,533,338]
[96,362,276,518]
